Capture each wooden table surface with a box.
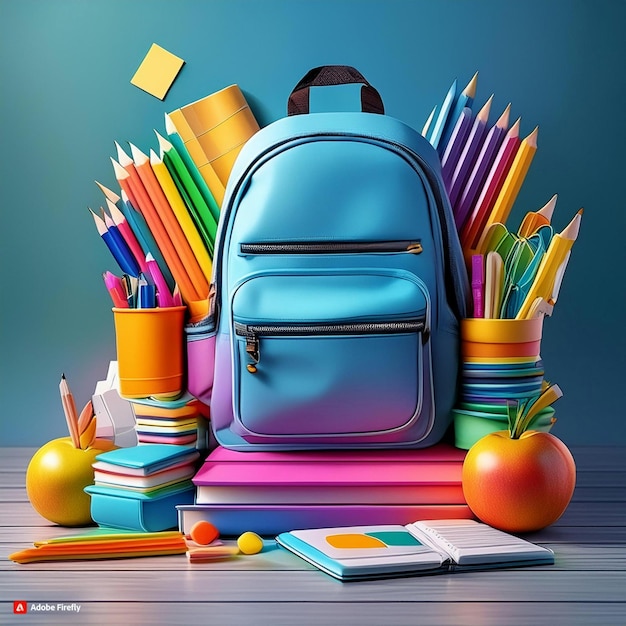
[1,446,625,625]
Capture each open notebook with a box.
[276,518,554,581]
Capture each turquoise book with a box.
[276,519,554,582]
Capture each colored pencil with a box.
[428,79,457,151]
[454,104,511,232]
[117,191,176,291]
[515,209,582,319]
[440,107,473,188]
[518,194,557,238]
[164,113,221,220]
[77,399,94,436]
[448,95,493,210]
[150,148,214,275]
[103,271,128,308]
[95,181,121,205]
[59,374,81,449]
[151,144,217,257]
[103,207,146,275]
[460,118,522,251]
[421,106,437,138]
[89,208,139,276]
[145,252,174,307]
[155,131,219,246]
[485,125,539,233]
[111,157,201,303]
[129,143,210,298]
[105,200,149,273]
[439,72,479,155]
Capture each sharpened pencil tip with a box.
[525,126,539,147]
[496,104,511,129]
[149,149,162,165]
[154,130,171,153]
[111,157,129,179]
[164,114,176,134]
[464,72,479,98]
[477,95,493,121]
[129,142,148,164]
[115,141,133,166]
[508,118,521,136]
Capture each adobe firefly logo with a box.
[13,600,28,614]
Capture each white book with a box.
[276,518,554,581]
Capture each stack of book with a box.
[177,444,471,536]
[86,444,199,532]
[131,396,210,451]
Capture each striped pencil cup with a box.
[113,306,186,399]
[454,317,553,449]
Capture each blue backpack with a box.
[205,66,470,450]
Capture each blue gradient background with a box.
[1,0,624,446]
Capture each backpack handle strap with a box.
[287,65,385,116]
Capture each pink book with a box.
[203,442,466,464]
[193,444,467,505]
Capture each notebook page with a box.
[411,519,553,566]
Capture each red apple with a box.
[26,437,117,527]
[462,430,576,533]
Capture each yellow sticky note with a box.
[130,43,185,100]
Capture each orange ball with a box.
[189,520,219,545]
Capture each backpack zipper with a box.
[235,319,425,368]
[240,240,423,255]
[216,131,469,321]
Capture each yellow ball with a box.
[26,437,116,527]
[237,531,263,555]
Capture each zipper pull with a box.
[245,333,260,372]
[235,322,260,372]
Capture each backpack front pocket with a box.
[230,271,432,439]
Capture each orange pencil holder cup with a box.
[460,317,544,361]
[113,306,186,399]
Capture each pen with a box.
[137,277,156,308]
[471,254,485,318]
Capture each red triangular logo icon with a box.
[13,601,27,614]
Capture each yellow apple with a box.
[26,437,117,527]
